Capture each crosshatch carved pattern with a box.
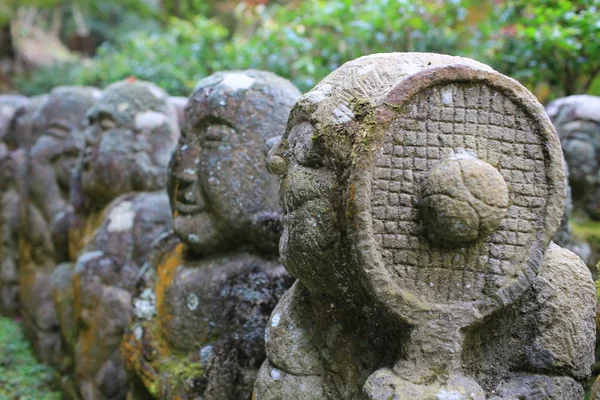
[372,83,549,303]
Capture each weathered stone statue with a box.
[0,94,28,142]
[552,163,593,265]
[18,86,100,369]
[66,79,180,400]
[547,95,600,219]
[0,94,29,316]
[547,95,600,269]
[254,53,596,399]
[121,70,300,399]
[168,96,188,129]
[5,94,49,150]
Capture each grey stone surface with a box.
[121,70,299,399]
[547,95,600,219]
[67,80,180,400]
[17,86,100,369]
[255,53,595,399]
[73,192,173,400]
[3,94,47,150]
[79,80,179,208]
[0,94,28,142]
[0,94,29,316]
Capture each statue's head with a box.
[6,94,47,151]
[31,87,101,191]
[168,70,300,255]
[81,80,179,206]
[547,95,600,214]
[267,53,565,323]
[0,95,28,144]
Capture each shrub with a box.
[0,317,61,400]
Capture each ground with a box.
[0,316,62,400]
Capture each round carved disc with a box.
[359,72,564,310]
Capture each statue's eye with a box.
[46,121,70,139]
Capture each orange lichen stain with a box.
[348,183,356,203]
[68,209,105,261]
[121,323,162,394]
[126,76,137,83]
[155,244,184,331]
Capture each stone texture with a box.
[72,192,173,400]
[168,96,188,129]
[3,94,47,150]
[17,86,100,370]
[547,95,600,219]
[66,80,180,400]
[0,94,29,316]
[255,53,596,399]
[121,70,299,399]
[0,94,28,142]
[547,95,600,268]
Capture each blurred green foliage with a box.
[490,0,600,97]
[0,317,62,400]
[13,0,600,100]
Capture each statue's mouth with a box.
[174,178,203,215]
[175,202,203,215]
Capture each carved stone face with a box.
[266,119,340,291]
[168,71,300,255]
[31,87,101,191]
[81,80,179,206]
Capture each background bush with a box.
[11,0,600,102]
[0,317,61,400]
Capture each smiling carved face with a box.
[168,71,300,255]
[81,80,179,207]
[30,87,101,191]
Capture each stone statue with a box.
[254,53,596,400]
[66,79,180,400]
[168,96,188,129]
[18,86,100,369]
[547,95,600,268]
[547,95,600,219]
[0,94,28,142]
[0,94,29,316]
[4,94,49,150]
[552,163,592,265]
[121,70,300,399]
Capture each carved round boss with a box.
[421,156,509,244]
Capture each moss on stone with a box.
[155,353,204,396]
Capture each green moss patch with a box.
[0,317,62,400]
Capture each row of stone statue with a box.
[0,53,597,400]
